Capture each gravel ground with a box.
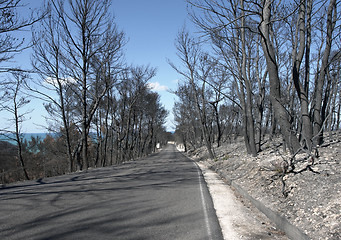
[185,132,341,240]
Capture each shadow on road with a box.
[0,144,222,240]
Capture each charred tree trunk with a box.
[312,0,337,146]
[259,0,300,154]
[292,0,313,151]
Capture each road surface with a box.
[0,144,223,240]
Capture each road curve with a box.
[0,144,223,240]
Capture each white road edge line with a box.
[193,161,213,240]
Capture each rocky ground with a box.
[185,132,341,240]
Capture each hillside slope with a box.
[186,133,341,240]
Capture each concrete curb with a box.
[211,166,311,240]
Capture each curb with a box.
[211,166,311,240]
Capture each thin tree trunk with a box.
[312,0,337,145]
[82,84,88,170]
[255,42,266,152]
[102,93,111,167]
[191,80,215,159]
[211,102,222,147]
[15,125,29,180]
[12,80,29,180]
[337,99,341,130]
[292,0,313,151]
[241,0,257,157]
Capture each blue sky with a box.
[112,0,193,131]
[1,0,195,132]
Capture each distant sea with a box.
[0,133,53,145]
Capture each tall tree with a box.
[31,10,77,172]
[0,72,30,180]
[311,0,338,146]
[115,65,157,161]
[180,0,340,158]
[170,29,215,159]
[46,0,125,170]
[258,0,301,154]
[187,0,264,156]
[289,0,314,151]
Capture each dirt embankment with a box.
[186,133,341,240]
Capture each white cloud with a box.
[44,77,76,87]
[147,82,168,91]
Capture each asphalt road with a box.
[0,144,223,240]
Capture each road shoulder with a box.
[197,161,289,240]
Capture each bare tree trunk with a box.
[14,106,29,180]
[170,29,215,159]
[312,0,337,146]
[239,93,252,154]
[102,92,111,167]
[240,0,257,157]
[292,0,313,151]
[82,72,88,169]
[255,40,266,152]
[327,70,339,133]
[10,74,30,180]
[200,82,215,159]
[337,98,341,130]
[259,0,300,154]
[60,97,74,172]
[245,83,257,156]
[210,102,222,147]
[191,79,215,159]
